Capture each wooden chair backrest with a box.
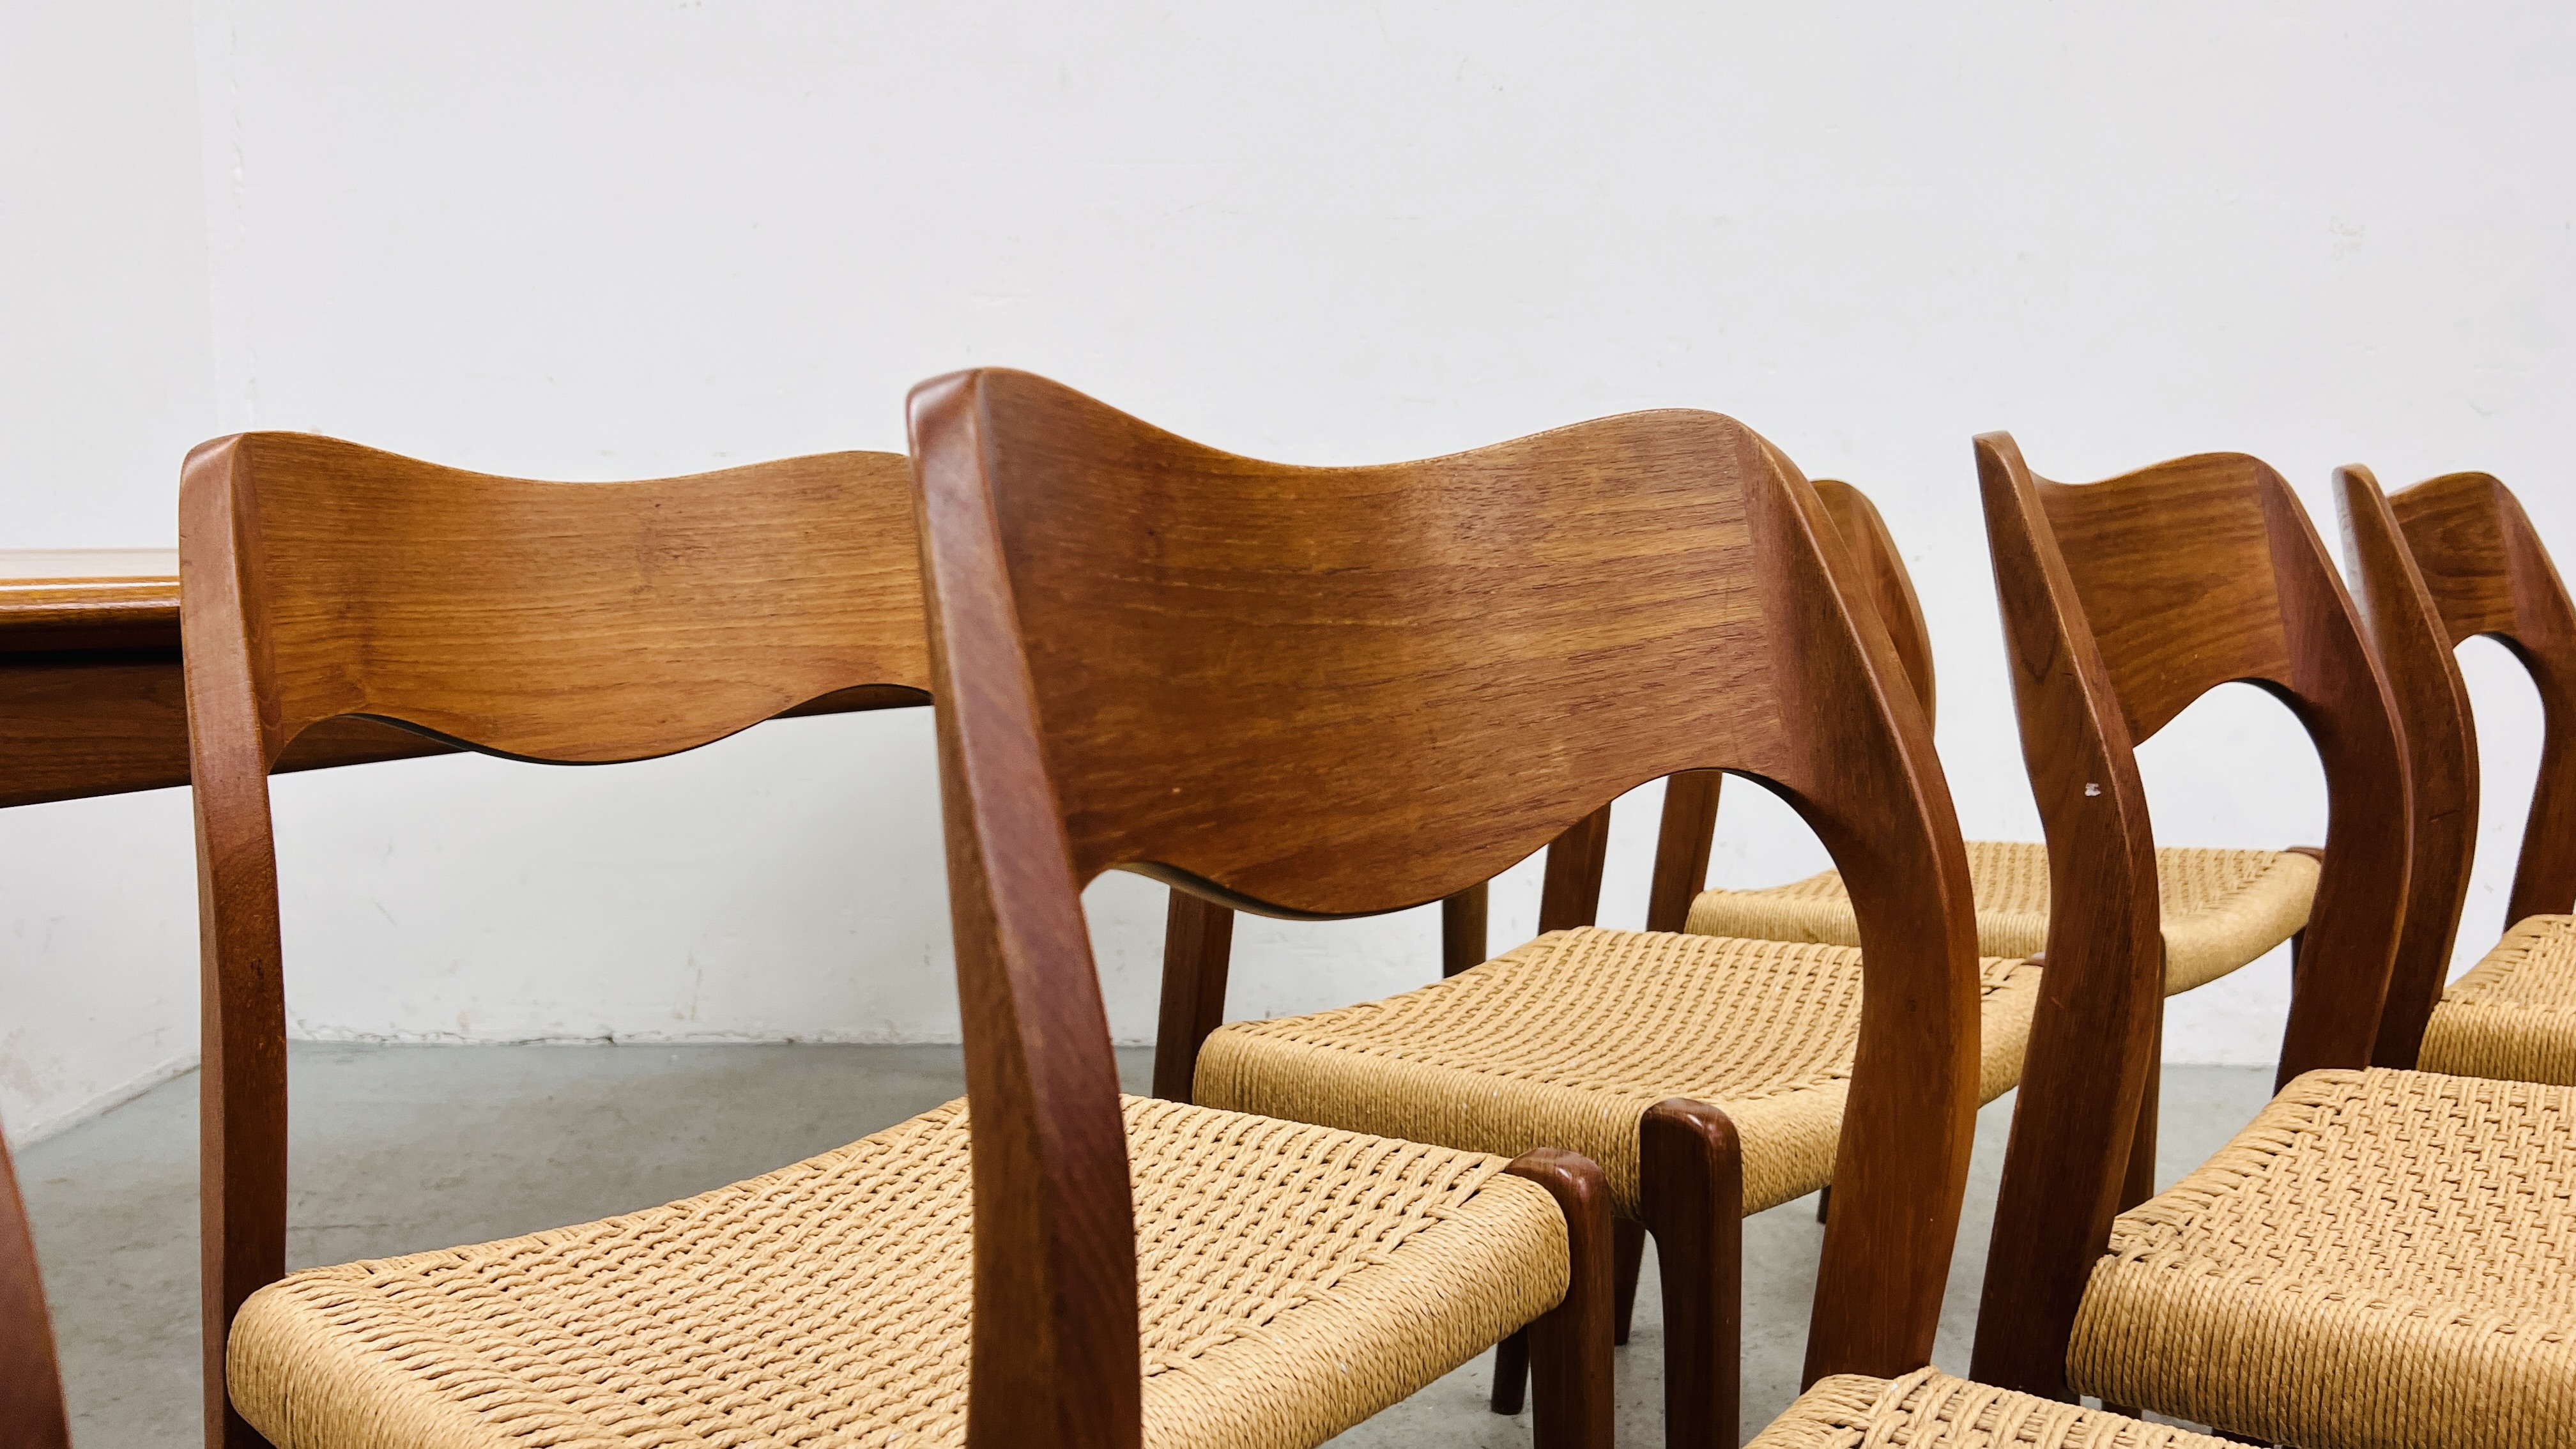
[1965,434,2410,1399]
[179,431,928,1449]
[2338,466,2576,1064]
[1814,478,1936,724]
[907,367,1983,1444]
[1638,477,1936,937]
[1,1126,70,1449]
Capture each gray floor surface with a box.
[18,1043,2274,1448]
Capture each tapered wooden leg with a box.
[1538,804,1614,934]
[1646,770,1724,933]
[1612,1217,1646,1344]
[2119,1018,2161,1213]
[1506,1147,1615,1449]
[2097,1021,2162,1422]
[1641,1098,1741,1449]
[1149,890,1234,1103]
[1490,1328,1529,1414]
[1443,882,1489,978]
[1813,1184,1830,1224]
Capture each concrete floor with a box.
[17,1043,2275,1448]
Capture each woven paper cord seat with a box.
[226,1094,1565,1449]
[1747,1367,2236,1449]
[2420,914,2576,1087]
[2067,1067,2576,1449]
[1687,841,2315,997]
[1194,927,2039,1216]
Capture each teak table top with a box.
[0,549,182,643]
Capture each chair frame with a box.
[2337,466,2576,1065]
[180,432,930,1449]
[1149,480,1946,1439]
[1153,480,1929,1103]
[1,1126,71,1449]
[1963,434,2411,1400]
[910,369,1986,1449]
[1639,482,1938,953]
[1659,477,2333,1239]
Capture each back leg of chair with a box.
[1492,804,1620,1414]
[1151,892,1236,1102]
[1611,1220,1648,1344]
[2120,1020,2162,1213]
[1615,772,1730,1344]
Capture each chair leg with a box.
[1505,1148,1615,1449]
[2120,1023,2161,1213]
[1489,1329,1529,1414]
[1641,1098,1742,1449]
[1813,1184,1830,1224]
[1148,891,1234,1103]
[2098,1027,2163,1420]
[1613,1218,1646,1344]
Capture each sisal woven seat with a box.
[226,1094,1566,1449]
[1687,840,2317,996]
[2419,914,2576,1086]
[1746,1367,2235,1449]
[1194,927,2039,1216]
[2067,1067,2576,1449]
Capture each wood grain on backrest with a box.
[910,368,1982,1443]
[1,1127,71,1449]
[178,431,928,1449]
[2035,454,2297,745]
[1814,479,1936,724]
[1637,478,1939,942]
[1968,434,2410,1400]
[187,431,927,764]
[2388,473,2576,926]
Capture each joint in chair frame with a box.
[188,429,1616,1449]
[2339,465,2576,1083]
[1959,435,2576,1449]
[907,368,1993,1449]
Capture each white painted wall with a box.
[0,0,217,1137]
[5,1,2572,1140]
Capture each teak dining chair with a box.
[1961,438,2576,1448]
[187,434,931,1449]
[1681,479,2320,1017]
[2339,465,2576,1084]
[916,370,1993,1449]
[1664,479,2320,1245]
[188,431,1607,1449]
[1,1121,72,1449]
[911,371,1633,1449]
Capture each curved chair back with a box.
[1636,478,1935,940]
[180,433,927,1449]
[1,1126,70,1449]
[1814,479,1936,723]
[906,368,1984,1437]
[1640,477,1938,933]
[1966,434,2410,1399]
[2338,468,2576,1061]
